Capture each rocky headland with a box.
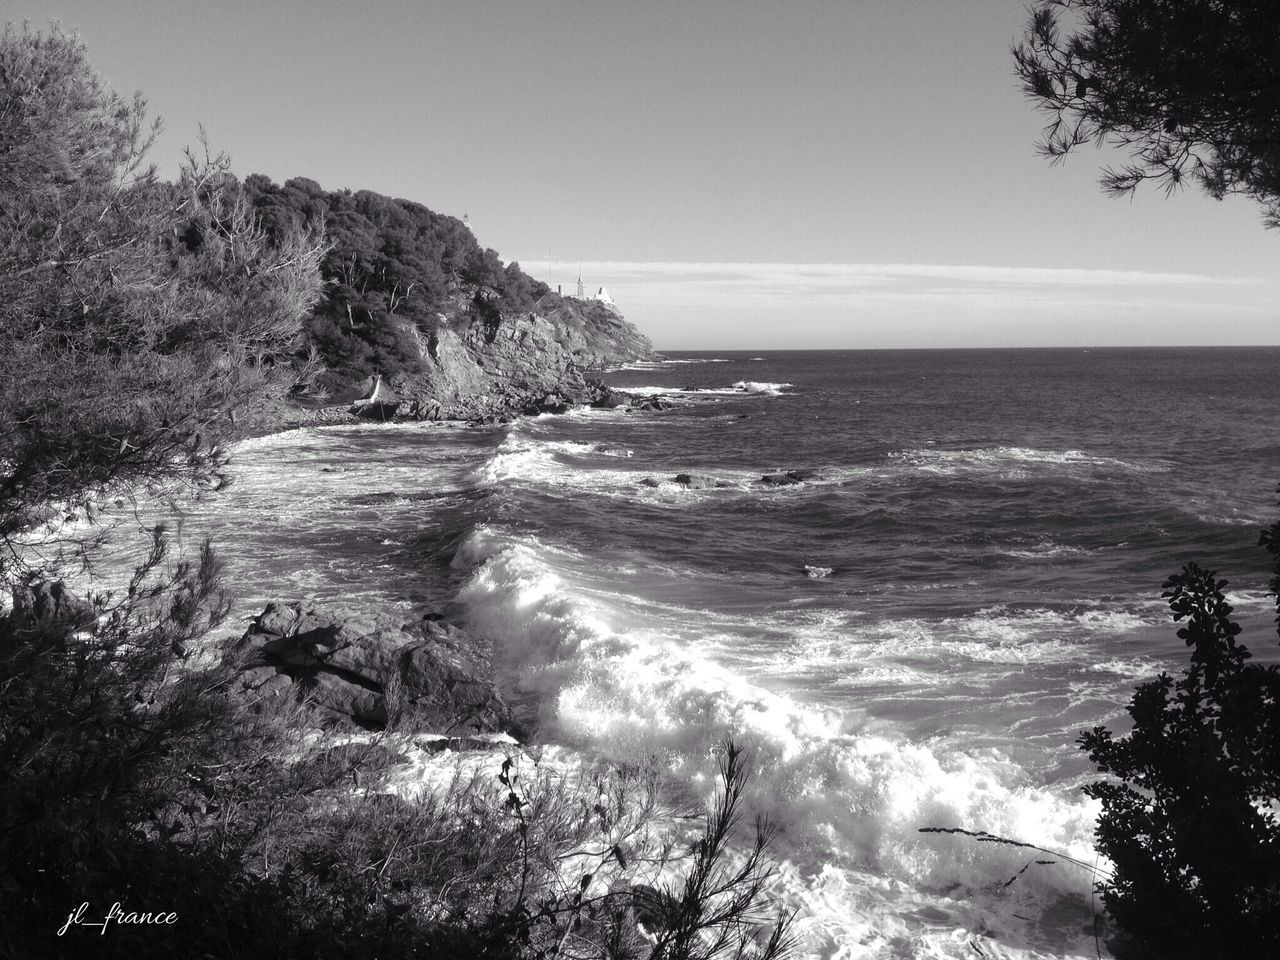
[267,294,655,431]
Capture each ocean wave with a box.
[612,381,794,398]
[998,543,1095,561]
[614,358,734,371]
[452,527,1104,958]
[733,380,793,395]
[471,428,653,491]
[774,604,1155,678]
[472,429,875,504]
[892,446,1164,478]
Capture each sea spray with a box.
[453,525,1105,958]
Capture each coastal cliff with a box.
[243,175,654,425]
[389,294,653,421]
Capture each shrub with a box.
[1079,543,1280,958]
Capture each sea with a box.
[105,347,1280,959]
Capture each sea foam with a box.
[453,525,1106,958]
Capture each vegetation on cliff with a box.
[0,24,778,959]
[244,175,556,385]
[0,24,325,579]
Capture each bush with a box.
[1079,527,1280,957]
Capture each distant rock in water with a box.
[674,473,721,489]
[634,395,676,411]
[761,469,819,486]
[229,601,517,736]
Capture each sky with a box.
[12,0,1276,348]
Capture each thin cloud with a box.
[522,258,1279,348]
[534,259,1267,288]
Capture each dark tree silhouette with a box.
[1077,544,1280,959]
[1013,1,1280,227]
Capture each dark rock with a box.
[230,601,516,735]
[674,474,720,490]
[638,477,662,488]
[786,469,819,481]
[592,390,631,410]
[535,392,571,414]
[635,395,675,411]
[760,473,802,486]
[9,581,96,630]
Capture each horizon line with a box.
[641,343,1280,352]
[523,259,1272,288]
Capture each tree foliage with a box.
[0,26,787,960]
[0,24,325,579]
[244,175,552,382]
[1078,536,1280,958]
[1013,1,1280,227]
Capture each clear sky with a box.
[13,0,1277,348]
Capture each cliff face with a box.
[387,295,653,421]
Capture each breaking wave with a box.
[891,446,1167,477]
[453,526,1107,958]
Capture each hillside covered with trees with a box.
[0,24,766,960]
[244,175,559,385]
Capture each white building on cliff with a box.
[555,267,613,304]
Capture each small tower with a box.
[576,266,584,299]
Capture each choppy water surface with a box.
[109,348,1280,959]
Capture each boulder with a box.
[674,474,720,490]
[231,601,517,735]
[534,392,572,414]
[759,469,818,486]
[638,477,662,488]
[593,390,631,410]
[635,395,675,411]
[8,581,96,631]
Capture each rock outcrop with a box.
[760,469,819,486]
[674,474,728,489]
[7,581,96,632]
[230,601,517,735]
[389,295,653,421]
